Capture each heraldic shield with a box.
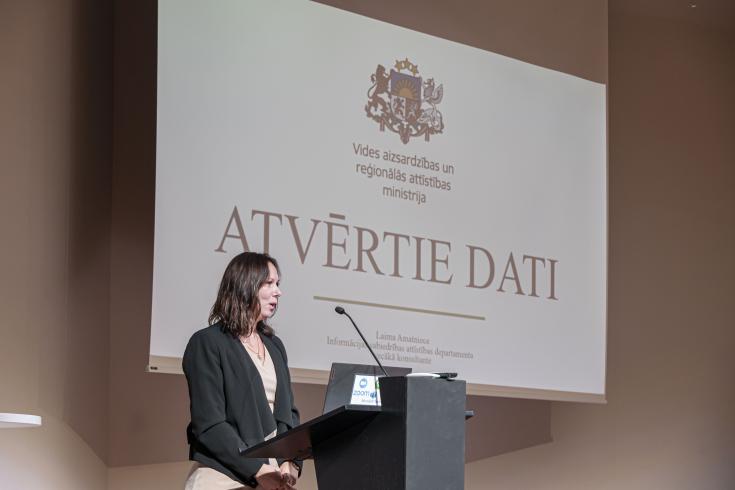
[365,58,444,144]
[389,70,422,124]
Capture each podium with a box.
[241,376,466,490]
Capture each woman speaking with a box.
[183,252,301,489]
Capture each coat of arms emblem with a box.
[365,58,444,144]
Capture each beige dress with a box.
[185,341,278,490]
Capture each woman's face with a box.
[257,261,281,322]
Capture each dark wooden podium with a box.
[241,376,466,490]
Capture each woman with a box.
[183,252,301,489]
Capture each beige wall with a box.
[106,461,321,490]
[466,5,735,490]
[107,462,193,490]
[1,0,733,489]
[0,0,111,487]
[0,413,107,489]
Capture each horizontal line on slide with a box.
[313,295,485,321]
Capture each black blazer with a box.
[182,322,301,487]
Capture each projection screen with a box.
[150,0,607,401]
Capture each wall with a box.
[108,0,191,468]
[466,4,735,489]
[2,0,732,488]
[106,461,321,490]
[0,415,107,489]
[0,0,112,488]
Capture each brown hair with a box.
[208,252,279,338]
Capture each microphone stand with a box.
[335,306,389,377]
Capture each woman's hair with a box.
[208,252,280,338]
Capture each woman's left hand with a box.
[279,461,298,487]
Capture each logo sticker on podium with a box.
[350,375,381,406]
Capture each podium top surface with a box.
[240,405,382,460]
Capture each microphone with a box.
[334,306,389,377]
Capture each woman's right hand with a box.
[255,464,293,490]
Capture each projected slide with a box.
[152,0,607,399]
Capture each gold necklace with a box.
[242,333,265,361]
